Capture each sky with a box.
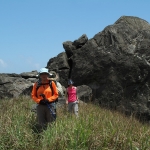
[0,0,150,74]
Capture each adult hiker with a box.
[31,67,58,130]
[49,70,65,98]
[65,79,79,117]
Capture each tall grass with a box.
[0,96,150,150]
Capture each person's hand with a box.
[66,101,68,105]
[39,99,46,105]
[44,99,49,103]
[40,94,46,99]
[39,99,49,105]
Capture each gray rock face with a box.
[47,52,70,86]
[0,71,38,99]
[72,16,150,121]
[1,16,150,121]
[77,85,92,103]
[48,16,150,121]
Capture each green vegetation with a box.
[0,96,150,150]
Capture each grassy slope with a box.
[0,96,150,150]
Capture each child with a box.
[65,79,79,117]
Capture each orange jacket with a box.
[31,81,58,104]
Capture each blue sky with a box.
[0,0,150,74]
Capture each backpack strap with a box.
[49,80,53,95]
[35,80,41,97]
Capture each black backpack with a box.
[35,79,58,102]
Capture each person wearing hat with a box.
[48,71,65,98]
[65,79,79,117]
[31,68,58,130]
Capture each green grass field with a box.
[0,96,150,150]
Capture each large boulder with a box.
[57,16,150,121]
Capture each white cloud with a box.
[0,59,7,67]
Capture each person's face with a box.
[40,73,49,82]
[69,84,73,87]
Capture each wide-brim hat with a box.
[48,71,59,81]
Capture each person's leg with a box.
[73,101,79,117]
[68,102,73,114]
[37,105,47,130]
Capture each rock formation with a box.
[1,16,150,121]
[0,71,38,98]
[47,16,150,121]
